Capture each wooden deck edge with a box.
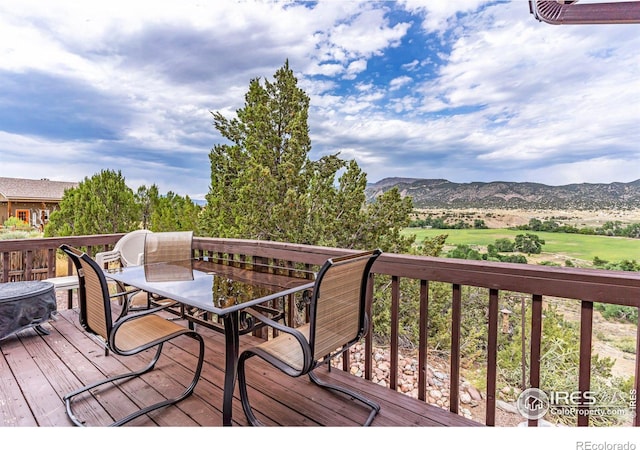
[318,366,483,427]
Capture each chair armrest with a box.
[109,290,131,301]
[242,307,313,371]
[95,249,122,268]
[243,307,294,335]
[108,287,143,301]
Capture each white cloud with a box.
[389,75,413,91]
[400,0,490,33]
[402,59,421,71]
[326,6,410,58]
[344,59,368,80]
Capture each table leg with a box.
[222,310,239,426]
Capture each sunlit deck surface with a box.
[1,308,479,427]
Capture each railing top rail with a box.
[2,234,639,305]
[193,236,640,305]
[0,234,124,252]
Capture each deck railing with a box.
[1,234,639,426]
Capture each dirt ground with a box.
[550,297,636,379]
[415,207,640,229]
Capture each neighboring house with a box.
[0,177,78,230]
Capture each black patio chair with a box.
[59,244,205,427]
[237,249,382,426]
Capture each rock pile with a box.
[331,343,486,421]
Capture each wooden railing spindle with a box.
[450,283,461,414]
[390,275,400,391]
[418,279,429,402]
[486,288,499,426]
[578,300,594,426]
[528,294,544,427]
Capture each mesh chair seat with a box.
[113,314,189,353]
[254,323,310,371]
[127,290,178,310]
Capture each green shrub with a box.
[3,216,30,229]
[613,338,636,354]
[1,230,29,240]
[1,229,45,239]
[594,303,638,323]
[494,238,515,252]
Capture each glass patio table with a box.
[104,258,315,426]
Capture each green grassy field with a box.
[403,228,640,264]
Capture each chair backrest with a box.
[60,245,113,341]
[115,229,153,266]
[144,231,193,264]
[308,249,381,363]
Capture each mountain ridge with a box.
[365,178,640,209]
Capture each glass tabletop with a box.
[105,258,315,315]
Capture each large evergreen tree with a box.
[136,183,201,232]
[135,184,159,230]
[199,61,414,252]
[45,169,140,236]
[150,191,201,232]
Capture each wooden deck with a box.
[0,308,480,427]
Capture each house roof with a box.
[529,1,640,25]
[0,177,78,202]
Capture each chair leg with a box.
[308,370,380,426]
[65,332,205,427]
[237,351,264,426]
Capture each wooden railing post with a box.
[364,274,375,381]
[635,312,640,426]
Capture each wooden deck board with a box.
[0,309,480,427]
[0,341,38,426]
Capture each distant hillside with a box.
[365,178,640,210]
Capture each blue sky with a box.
[1,0,639,201]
